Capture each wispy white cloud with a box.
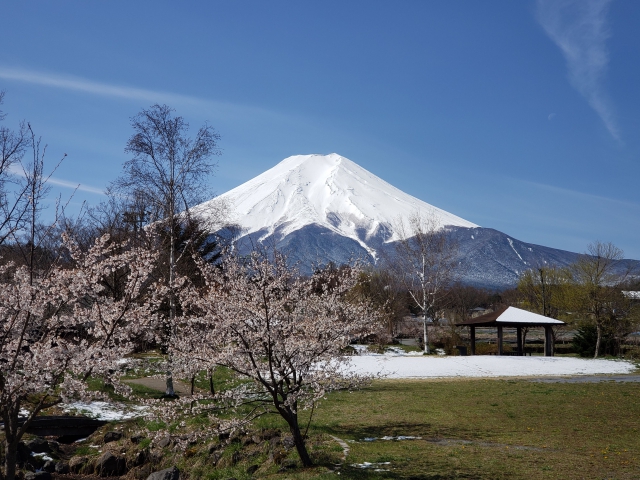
[0,66,200,106]
[0,66,290,124]
[47,177,105,195]
[8,164,105,195]
[536,0,619,140]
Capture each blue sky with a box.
[1,1,639,258]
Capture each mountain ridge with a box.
[193,154,637,289]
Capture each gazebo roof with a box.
[455,306,565,328]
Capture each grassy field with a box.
[253,378,640,479]
[7,374,640,479]
[59,355,640,478]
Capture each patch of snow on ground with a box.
[363,436,422,442]
[346,345,636,378]
[63,401,147,421]
[351,461,391,471]
[32,452,53,462]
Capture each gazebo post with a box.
[516,326,522,356]
[544,326,553,356]
[470,326,476,355]
[497,325,503,355]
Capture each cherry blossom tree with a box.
[170,249,382,466]
[0,234,158,480]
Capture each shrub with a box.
[572,324,617,357]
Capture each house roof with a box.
[455,306,565,328]
[623,291,640,300]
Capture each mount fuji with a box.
[193,154,631,289]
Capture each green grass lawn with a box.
[258,378,640,479]
[73,371,640,479]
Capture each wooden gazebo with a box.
[455,306,565,356]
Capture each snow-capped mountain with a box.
[195,153,476,260]
[194,154,636,289]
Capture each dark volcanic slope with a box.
[229,224,637,290]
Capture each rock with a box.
[278,459,297,471]
[147,465,180,480]
[24,472,52,480]
[269,448,287,465]
[148,451,163,464]
[241,436,255,446]
[157,436,172,448]
[104,431,123,443]
[42,460,56,472]
[129,463,153,479]
[269,437,281,449]
[260,429,279,440]
[210,451,222,465]
[54,461,70,474]
[47,441,60,453]
[282,436,295,450]
[246,464,259,475]
[131,434,145,444]
[95,451,126,477]
[68,455,88,474]
[25,437,50,454]
[207,443,220,454]
[251,435,262,444]
[131,449,148,467]
[26,454,46,471]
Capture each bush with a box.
[572,324,617,357]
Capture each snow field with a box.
[345,352,636,378]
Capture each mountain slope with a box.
[194,153,476,260]
[194,154,637,289]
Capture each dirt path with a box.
[125,377,196,396]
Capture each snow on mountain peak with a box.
[194,153,478,256]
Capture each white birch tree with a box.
[392,212,459,353]
[113,104,220,395]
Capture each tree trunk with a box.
[208,371,215,395]
[423,317,429,354]
[287,415,312,467]
[165,371,175,396]
[4,438,18,480]
[594,323,602,359]
[279,407,312,467]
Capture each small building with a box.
[456,306,565,356]
[622,291,640,300]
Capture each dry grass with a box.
[12,375,639,479]
[296,378,640,479]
